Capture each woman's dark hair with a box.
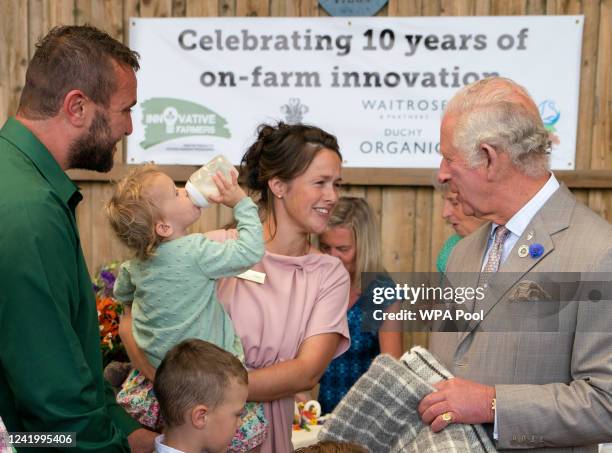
[240,122,341,228]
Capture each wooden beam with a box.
[67,166,612,189]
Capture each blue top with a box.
[436,234,462,274]
[318,276,394,414]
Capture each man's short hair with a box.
[153,339,248,428]
[444,77,551,178]
[18,25,140,119]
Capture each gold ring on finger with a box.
[441,412,453,423]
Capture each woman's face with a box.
[278,148,342,235]
[441,192,484,237]
[320,226,356,276]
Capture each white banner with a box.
[127,16,583,169]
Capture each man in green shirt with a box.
[0,25,156,452]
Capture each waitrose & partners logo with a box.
[140,98,231,149]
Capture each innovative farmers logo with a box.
[140,98,231,149]
[538,100,561,146]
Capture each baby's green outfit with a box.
[114,197,264,367]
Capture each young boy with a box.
[153,339,250,453]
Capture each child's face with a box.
[147,173,201,235]
[203,379,248,453]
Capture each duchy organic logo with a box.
[140,98,231,149]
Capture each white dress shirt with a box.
[154,435,185,453]
[482,173,560,271]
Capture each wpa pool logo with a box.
[140,98,231,149]
[538,100,561,146]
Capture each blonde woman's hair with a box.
[105,164,163,260]
[326,196,385,289]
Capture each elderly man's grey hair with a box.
[444,77,551,178]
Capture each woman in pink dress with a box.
[218,123,351,453]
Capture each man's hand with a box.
[127,428,158,453]
[418,377,495,432]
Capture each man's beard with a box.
[67,111,118,172]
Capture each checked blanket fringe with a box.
[318,346,497,453]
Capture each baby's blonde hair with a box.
[106,165,163,260]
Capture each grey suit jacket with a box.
[430,185,612,452]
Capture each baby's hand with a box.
[207,170,246,208]
[204,229,239,243]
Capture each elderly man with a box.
[0,26,156,451]
[420,77,612,451]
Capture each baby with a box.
[106,164,266,451]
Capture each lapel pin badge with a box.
[529,243,544,258]
[526,230,534,240]
[518,245,529,258]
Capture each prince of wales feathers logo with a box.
[280,98,309,124]
[140,98,231,149]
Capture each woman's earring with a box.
[276,194,283,199]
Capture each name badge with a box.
[236,269,266,284]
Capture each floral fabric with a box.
[0,417,16,453]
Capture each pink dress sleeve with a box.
[303,258,351,358]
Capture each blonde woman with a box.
[317,196,403,414]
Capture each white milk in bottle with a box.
[185,155,237,208]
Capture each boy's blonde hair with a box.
[106,165,163,260]
[326,197,385,289]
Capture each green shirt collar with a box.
[0,117,82,208]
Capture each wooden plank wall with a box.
[1,0,610,349]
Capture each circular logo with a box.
[538,100,560,128]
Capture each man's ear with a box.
[481,143,500,181]
[155,221,173,238]
[191,404,208,429]
[268,177,287,199]
[62,89,91,127]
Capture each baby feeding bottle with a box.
[185,155,237,208]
